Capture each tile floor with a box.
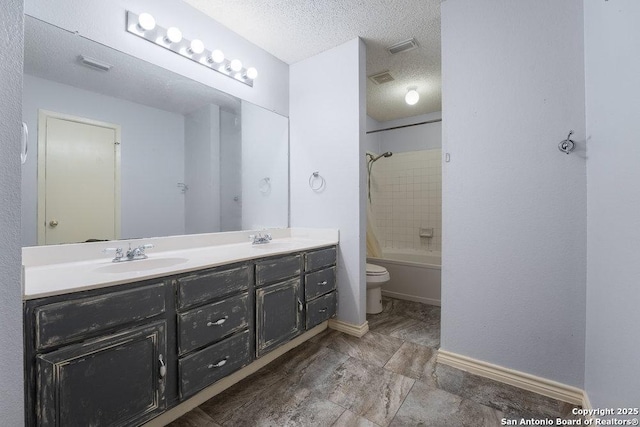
[168,297,580,427]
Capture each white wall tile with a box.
[369,149,442,253]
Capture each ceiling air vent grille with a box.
[369,71,394,85]
[387,38,419,55]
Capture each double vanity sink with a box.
[22,228,339,426]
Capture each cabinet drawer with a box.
[179,330,252,398]
[255,254,301,287]
[305,247,337,271]
[305,266,336,301]
[177,265,250,310]
[34,282,166,350]
[306,291,337,330]
[178,292,250,355]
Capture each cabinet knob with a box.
[318,307,328,313]
[49,220,59,227]
[297,298,303,312]
[318,281,328,286]
[207,316,228,327]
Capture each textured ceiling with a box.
[182,0,441,122]
[24,17,240,116]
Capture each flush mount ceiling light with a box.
[405,88,420,105]
[125,11,257,87]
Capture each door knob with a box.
[49,220,59,227]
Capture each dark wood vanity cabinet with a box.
[255,254,304,357]
[255,248,338,357]
[24,280,172,427]
[174,263,254,398]
[24,245,337,426]
[304,247,338,329]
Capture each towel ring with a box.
[309,172,326,192]
[259,177,271,194]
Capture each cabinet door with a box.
[36,321,167,427]
[256,278,302,357]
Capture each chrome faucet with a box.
[249,232,272,245]
[103,243,154,262]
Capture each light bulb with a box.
[246,67,258,80]
[230,59,243,72]
[137,13,156,31]
[189,39,205,54]
[165,27,182,44]
[405,89,419,105]
[209,49,225,64]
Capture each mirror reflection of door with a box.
[37,111,121,245]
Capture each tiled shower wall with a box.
[369,149,442,253]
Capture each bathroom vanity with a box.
[22,229,338,426]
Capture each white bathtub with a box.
[367,249,441,306]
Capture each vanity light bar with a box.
[125,11,257,87]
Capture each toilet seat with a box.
[366,263,387,275]
[366,263,390,283]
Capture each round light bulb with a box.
[165,27,182,44]
[137,13,156,31]
[405,89,420,105]
[189,39,205,54]
[209,49,225,64]
[230,59,243,72]
[246,67,258,80]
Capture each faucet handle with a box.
[103,247,124,262]
[102,247,122,254]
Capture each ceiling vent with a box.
[368,71,395,85]
[387,38,419,55]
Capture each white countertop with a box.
[23,228,339,300]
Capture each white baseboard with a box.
[437,349,585,406]
[328,318,369,337]
[382,290,441,306]
[144,322,328,427]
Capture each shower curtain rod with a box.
[366,118,442,134]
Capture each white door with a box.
[38,112,121,245]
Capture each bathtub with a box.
[367,249,441,306]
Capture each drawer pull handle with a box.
[297,298,303,312]
[207,316,228,326]
[318,280,328,286]
[159,354,167,378]
[208,357,228,369]
[318,307,328,313]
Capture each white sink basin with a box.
[95,257,189,274]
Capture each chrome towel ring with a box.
[309,172,326,192]
[259,177,271,194]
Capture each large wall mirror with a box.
[22,16,289,247]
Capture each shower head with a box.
[368,151,394,163]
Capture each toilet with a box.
[366,263,390,314]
